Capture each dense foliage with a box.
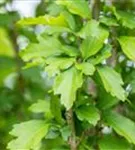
[1,0,135,149]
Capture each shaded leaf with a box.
[99,135,131,150]
[76,105,100,126]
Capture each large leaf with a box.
[118,36,135,61]
[97,66,126,101]
[20,35,62,61]
[56,0,90,19]
[17,13,68,27]
[53,67,83,110]
[7,120,49,150]
[99,135,131,150]
[104,111,135,144]
[76,105,100,126]
[78,20,109,39]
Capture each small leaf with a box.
[76,62,95,76]
[118,36,135,61]
[97,66,126,101]
[56,0,91,19]
[76,105,100,126]
[53,67,83,110]
[7,120,49,150]
[29,100,50,113]
[104,111,135,144]
[99,135,131,150]
[17,13,68,27]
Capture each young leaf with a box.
[97,66,126,101]
[104,111,135,144]
[76,105,100,126]
[53,67,83,110]
[76,62,95,76]
[7,120,49,150]
[99,135,131,150]
[56,0,91,19]
[17,13,68,27]
[118,36,135,61]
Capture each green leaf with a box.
[99,16,119,27]
[0,56,16,85]
[80,36,104,59]
[56,0,91,19]
[50,96,63,124]
[118,36,135,61]
[17,13,68,27]
[114,10,135,29]
[0,28,14,57]
[104,111,135,144]
[45,57,75,77]
[89,44,112,65]
[20,35,62,61]
[7,120,49,150]
[97,66,126,101]
[60,126,71,141]
[99,135,131,150]
[78,20,109,39]
[76,105,100,126]
[29,100,50,113]
[76,62,95,76]
[62,11,76,31]
[44,26,72,35]
[53,67,83,110]
[97,87,119,110]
